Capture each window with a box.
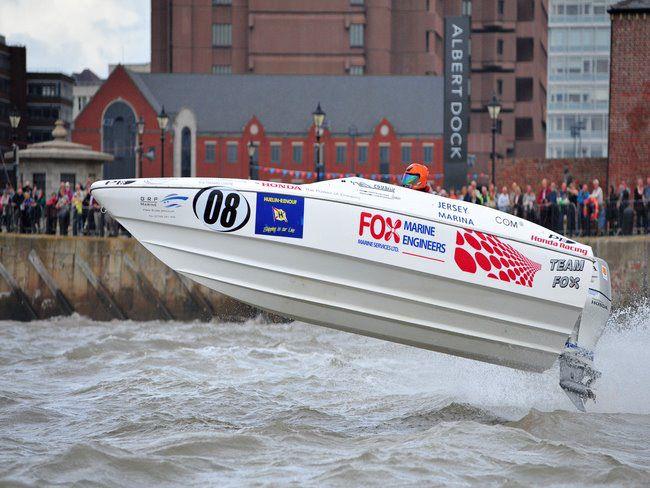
[213,0,231,4]
[357,145,368,164]
[379,146,390,165]
[517,0,534,21]
[515,118,533,140]
[336,145,347,164]
[497,39,504,56]
[516,38,534,62]
[350,0,364,4]
[596,59,608,73]
[426,31,430,52]
[213,24,232,46]
[349,66,364,76]
[33,173,46,193]
[60,173,76,187]
[498,0,504,15]
[423,145,433,165]
[350,24,364,48]
[205,142,216,163]
[271,143,281,164]
[227,142,238,163]
[497,79,503,95]
[516,77,533,101]
[212,64,232,74]
[292,144,303,164]
[462,0,472,16]
[401,144,411,164]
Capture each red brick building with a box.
[151,0,548,177]
[608,0,650,189]
[72,66,443,183]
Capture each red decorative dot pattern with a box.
[453,229,542,287]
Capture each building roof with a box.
[4,120,113,162]
[609,0,650,13]
[73,68,102,85]
[127,71,444,136]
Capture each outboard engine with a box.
[559,258,612,411]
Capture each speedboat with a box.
[91,177,611,411]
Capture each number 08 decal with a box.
[193,187,251,232]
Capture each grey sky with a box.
[0,0,149,78]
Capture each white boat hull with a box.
[93,178,609,379]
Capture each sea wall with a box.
[0,234,647,321]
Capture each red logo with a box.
[454,229,541,287]
[359,212,402,243]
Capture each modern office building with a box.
[546,0,615,158]
[26,72,74,143]
[0,34,27,150]
[151,0,549,175]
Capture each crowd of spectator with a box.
[1,174,648,238]
[0,178,125,237]
[432,175,650,236]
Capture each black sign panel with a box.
[443,16,470,190]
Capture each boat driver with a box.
[401,163,432,193]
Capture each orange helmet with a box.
[401,163,429,191]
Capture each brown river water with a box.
[0,304,649,487]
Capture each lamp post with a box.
[136,116,145,178]
[312,102,326,181]
[247,140,256,180]
[348,125,357,177]
[8,106,21,186]
[157,106,169,177]
[487,94,502,186]
[570,119,586,157]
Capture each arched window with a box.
[181,127,191,177]
[102,101,136,179]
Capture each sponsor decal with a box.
[454,229,541,287]
[437,201,474,226]
[550,259,585,272]
[357,212,446,260]
[495,215,523,229]
[255,192,304,238]
[530,234,589,256]
[160,193,188,208]
[601,264,609,281]
[350,180,396,193]
[552,276,580,289]
[104,179,135,186]
[259,181,302,191]
[591,298,608,310]
[193,187,251,232]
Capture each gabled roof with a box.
[609,0,650,13]
[126,71,444,136]
[73,68,103,85]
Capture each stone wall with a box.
[0,234,646,321]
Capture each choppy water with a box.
[0,304,649,487]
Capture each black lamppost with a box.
[157,106,169,177]
[9,106,21,185]
[247,140,256,180]
[570,119,586,157]
[487,94,502,186]
[136,116,145,178]
[312,102,326,181]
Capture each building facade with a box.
[607,0,650,188]
[0,35,27,151]
[26,72,74,143]
[151,0,548,176]
[546,0,614,159]
[72,66,444,184]
[72,69,103,121]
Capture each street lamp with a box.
[157,106,169,177]
[348,125,357,176]
[9,106,21,186]
[136,116,145,178]
[312,102,326,181]
[487,94,502,186]
[247,140,256,180]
